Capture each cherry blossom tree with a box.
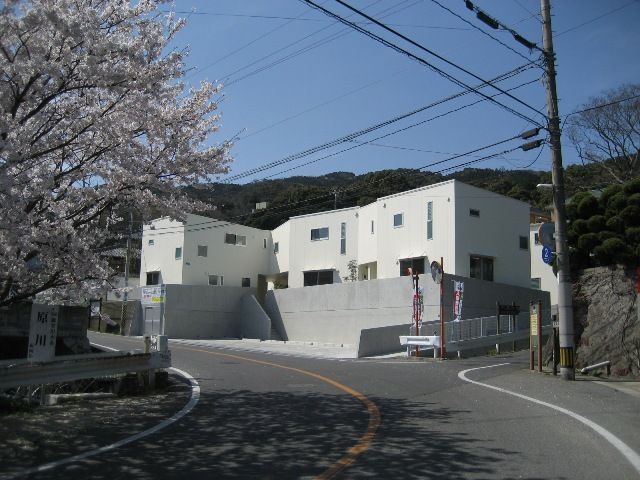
[0,0,231,306]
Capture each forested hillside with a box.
[183,161,623,231]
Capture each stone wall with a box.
[573,266,639,377]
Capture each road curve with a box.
[10,333,639,479]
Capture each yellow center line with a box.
[178,346,381,480]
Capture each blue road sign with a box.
[542,245,554,264]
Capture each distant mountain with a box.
[181,162,623,230]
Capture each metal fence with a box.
[411,309,552,348]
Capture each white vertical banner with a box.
[453,281,464,322]
[27,304,59,362]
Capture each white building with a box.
[141,215,271,290]
[141,180,532,291]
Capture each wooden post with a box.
[537,300,543,372]
[529,302,534,371]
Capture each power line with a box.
[560,93,640,130]
[301,0,546,126]
[238,68,411,141]
[223,63,537,182]
[331,0,546,117]
[428,0,542,65]
[216,0,408,87]
[185,5,313,81]
[169,10,472,30]
[556,0,639,37]
[144,129,540,237]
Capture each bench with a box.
[399,335,441,358]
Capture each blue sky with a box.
[167,0,640,183]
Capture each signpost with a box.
[530,301,543,372]
[431,259,445,359]
[27,304,59,362]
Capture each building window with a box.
[274,242,279,254]
[310,227,329,241]
[208,274,223,286]
[175,247,182,260]
[534,233,540,245]
[427,201,433,240]
[393,213,404,228]
[469,209,480,217]
[399,258,425,276]
[242,277,251,288]
[225,233,246,246]
[519,235,529,250]
[371,220,375,234]
[531,278,541,289]
[340,222,346,255]
[263,238,267,249]
[148,239,154,246]
[146,271,160,285]
[470,255,493,281]
[303,270,334,286]
[197,245,208,257]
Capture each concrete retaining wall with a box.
[265,274,551,356]
[163,284,256,339]
[357,324,412,358]
[265,277,417,346]
[240,295,271,340]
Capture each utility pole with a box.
[120,211,133,336]
[541,0,574,380]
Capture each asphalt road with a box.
[11,333,640,479]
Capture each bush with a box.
[593,237,634,266]
[576,194,600,218]
[627,193,640,209]
[619,205,640,226]
[605,216,625,233]
[577,233,600,252]
[606,192,627,213]
[599,184,623,205]
[625,226,640,245]
[569,218,589,236]
[623,178,640,195]
[587,215,606,233]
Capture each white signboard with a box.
[141,285,166,305]
[27,304,59,362]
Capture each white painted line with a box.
[1,367,200,479]
[91,342,120,352]
[458,363,640,476]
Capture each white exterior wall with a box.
[453,182,531,288]
[286,207,359,288]
[180,214,270,288]
[141,217,185,286]
[530,223,558,305]
[375,182,456,279]
[141,180,532,292]
[357,203,378,265]
[270,221,290,275]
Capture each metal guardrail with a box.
[0,350,171,390]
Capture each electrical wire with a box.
[223,63,538,182]
[143,130,537,236]
[303,0,546,125]
[261,77,540,180]
[216,0,407,86]
[556,0,638,37]
[428,0,542,65]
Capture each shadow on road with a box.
[2,382,520,479]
